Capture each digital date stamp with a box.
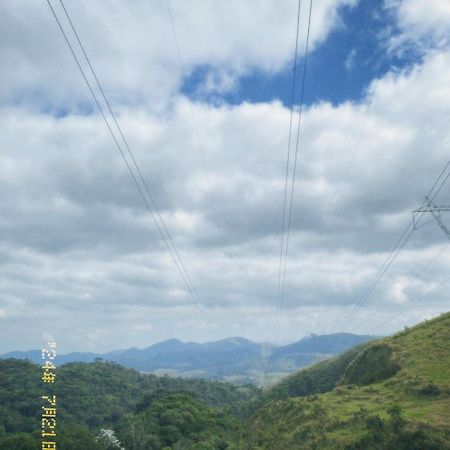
[41,341,57,449]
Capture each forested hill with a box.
[1,332,375,385]
[247,312,450,449]
[1,313,448,449]
[0,359,258,449]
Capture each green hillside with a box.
[0,359,257,449]
[246,312,450,449]
[1,313,448,449]
[253,341,373,407]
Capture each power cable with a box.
[365,272,450,335]
[333,59,386,215]
[350,239,449,334]
[338,159,450,332]
[274,0,303,345]
[46,0,225,350]
[164,0,227,241]
[274,0,314,346]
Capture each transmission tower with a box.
[413,197,450,240]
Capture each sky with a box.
[1,0,450,353]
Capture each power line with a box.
[350,205,450,335]
[163,0,278,377]
[46,0,224,348]
[164,0,227,241]
[274,0,303,345]
[365,271,450,335]
[274,0,314,346]
[350,239,449,334]
[333,96,373,215]
[259,0,305,384]
[338,159,450,332]
[333,59,386,216]
[339,221,415,332]
[413,199,450,240]
[409,241,448,278]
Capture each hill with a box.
[246,312,450,449]
[0,359,258,449]
[1,333,375,385]
[0,313,448,448]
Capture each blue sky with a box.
[182,0,422,107]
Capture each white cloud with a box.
[0,0,356,109]
[1,0,450,352]
[386,0,450,53]
[2,48,450,351]
[344,48,357,71]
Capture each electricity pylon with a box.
[413,196,450,240]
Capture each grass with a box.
[246,312,450,449]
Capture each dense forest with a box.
[1,312,449,449]
[0,359,257,449]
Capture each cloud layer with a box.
[0,0,355,108]
[1,0,450,352]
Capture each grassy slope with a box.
[247,312,450,449]
[256,341,373,405]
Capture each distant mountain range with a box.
[1,333,376,384]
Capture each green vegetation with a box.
[254,341,372,406]
[0,359,257,449]
[115,393,240,449]
[1,312,449,448]
[346,405,447,450]
[246,312,450,449]
[342,343,401,386]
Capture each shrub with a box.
[343,344,401,386]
